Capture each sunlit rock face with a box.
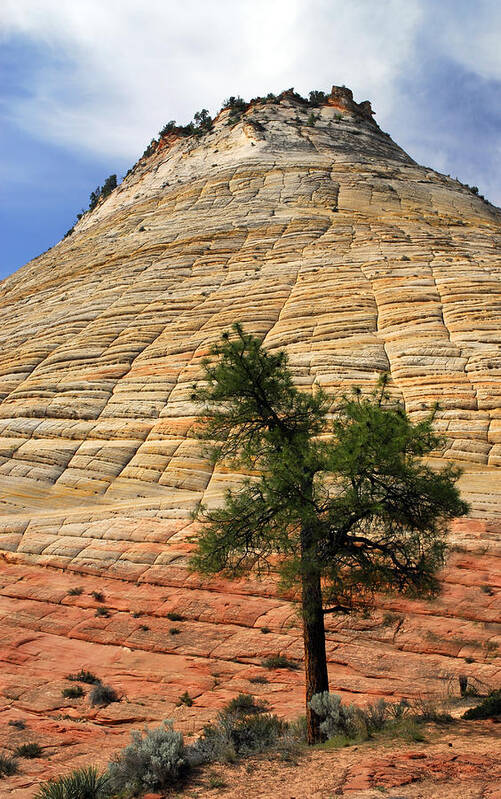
[0,90,499,763]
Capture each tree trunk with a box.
[301,545,329,744]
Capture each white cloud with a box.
[1,0,424,160]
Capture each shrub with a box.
[411,698,453,724]
[223,96,247,113]
[95,607,110,618]
[91,591,105,602]
[34,766,108,799]
[177,691,193,707]
[166,612,184,621]
[223,693,268,717]
[67,586,84,596]
[306,112,319,127]
[62,685,84,699]
[8,719,26,730]
[261,654,299,670]
[89,683,119,707]
[169,627,181,635]
[308,692,359,740]
[229,713,287,755]
[249,675,268,684]
[462,690,501,720]
[159,120,177,137]
[67,670,101,685]
[14,743,43,759]
[106,722,188,795]
[260,627,271,634]
[0,753,19,777]
[309,90,327,106]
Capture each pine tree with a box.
[190,324,468,743]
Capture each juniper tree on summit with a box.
[190,324,468,744]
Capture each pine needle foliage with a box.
[190,323,469,742]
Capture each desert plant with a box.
[249,675,268,684]
[308,692,360,740]
[14,743,43,759]
[62,685,84,699]
[8,719,26,730]
[462,690,501,720]
[169,627,181,635]
[261,654,299,670]
[306,112,318,126]
[67,586,84,596]
[223,693,269,717]
[260,626,271,634]
[159,120,177,137]
[95,607,110,618]
[177,691,193,707]
[0,753,19,777]
[166,611,184,621]
[34,766,108,798]
[89,683,119,707]
[208,774,227,789]
[67,669,101,685]
[91,591,105,602]
[309,90,327,106]
[106,722,187,795]
[190,324,467,742]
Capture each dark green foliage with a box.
[91,591,105,602]
[95,607,110,618]
[193,108,213,135]
[62,685,84,699]
[63,227,74,239]
[177,691,194,707]
[167,611,184,621]
[139,624,149,631]
[0,753,19,777]
[261,654,299,670]
[229,713,287,755]
[106,722,187,795]
[190,324,468,609]
[308,90,327,106]
[34,766,108,799]
[89,683,119,707]
[223,693,269,716]
[223,96,247,113]
[67,586,84,596]
[249,675,268,684]
[67,669,101,685]
[159,120,177,137]
[88,175,116,212]
[260,626,271,634]
[170,627,181,635]
[142,139,157,158]
[462,690,501,720]
[14,743,43,759]
[306,112,318,126]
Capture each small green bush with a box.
[166,611,184,621]
[91,591,105,602]
[89,683,119,707]
[177,691,193,707]
[67,669,101,685]
[169,627,181,635]
[249,675,268,684]
[34,766,108,799]
[223,693,268,717]
[62,685,84,699]
[260,627,271,634]
[308,90,327,106]
[0,753,19,777]
[106,722,188,795]
[67,586,84,596]
[462,690,501,720]
[230,713,288,755]
[14,743,43,759]
[95,607,110,618]
[261,654,299,670]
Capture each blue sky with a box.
[1,0,500,280]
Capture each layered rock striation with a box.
[0,89,499,792]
